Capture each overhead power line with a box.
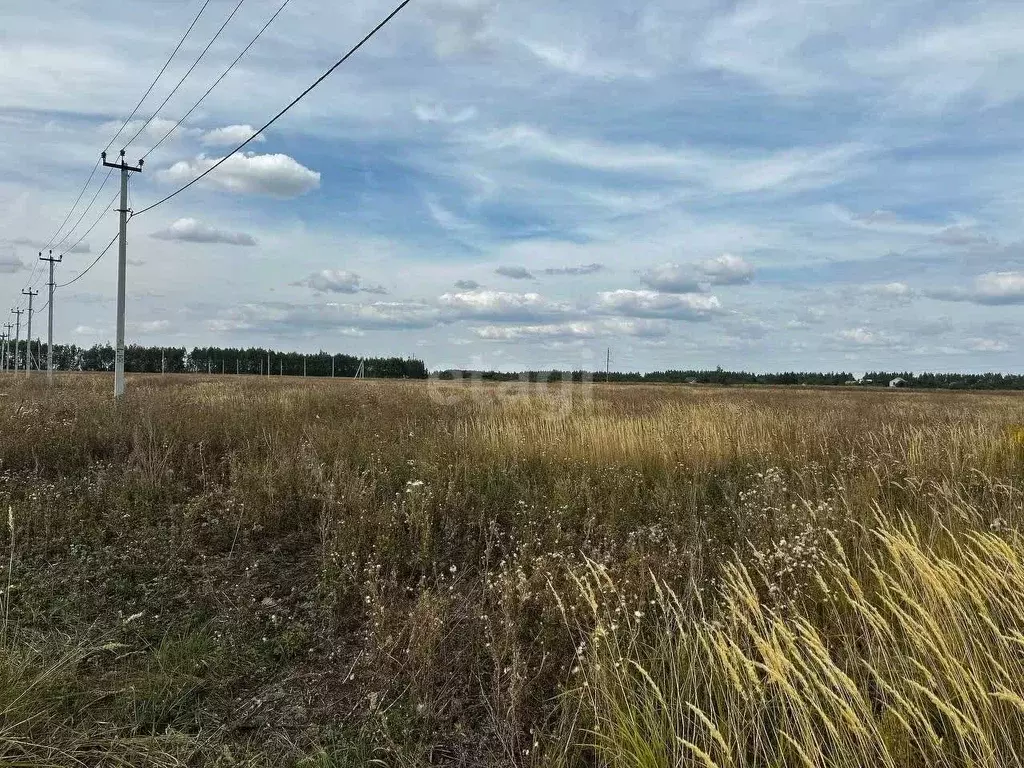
[49,168,114,257]
[133,0,414,217]
[105,0,214,153]
[41,158,100,252]
[59,188,122,262]
[144,0,294,160]
[123,0,249,152]
[57,232,119,289]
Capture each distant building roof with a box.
[889,377,907,387]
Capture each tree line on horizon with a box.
[2,341,1020,388]
[1,342,427,379]
[436,367,1024,390]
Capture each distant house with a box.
[889,377,908,388]
[844,379,859,385]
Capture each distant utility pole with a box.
[2,323,11,371]
[279,359,283,376]
[236,359,239,375]
[101,149,143,399]
[21,289,37,376]
[331,355,335,378]
[606,348,611,383]
[207,359,211,375]
[267,350,271,378]
[40,250,61,383]
[0,333,6,372]
[161,349,165,374]
[11,309,23,373]
[221,359,224,375]
[303,355,306,377]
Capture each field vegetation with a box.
[0,374,1022,766]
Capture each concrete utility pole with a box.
[21,290,37,376]
[11,309,23,373]
[0,333,6,372]
[221,359,225,375]
[267,350,270,378]
[303,355,306,377]
[101,149,143,399]
[279,359,283,376]
[2,324,11,371]
[236,359,239,375]
[161,349,165,374]
[331,355,335,378]
[606,348,611,383]
[40,250,62,383]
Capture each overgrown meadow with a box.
[0,374,1022,766]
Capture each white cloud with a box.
[639,263,703,293]
[200,125,264,147]
[596,289,722,319]
[928,271,1024,305]
[698,253,755,285]
[472,124,867,194]
[292,269,386,295]
[475,322,595,341]
[157,152,321,197]
[862,281,916,302]
[150,218,256,246]
[439,289,571,321]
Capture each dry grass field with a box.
[0,373,1022,766]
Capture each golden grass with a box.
[0,373,1021,765]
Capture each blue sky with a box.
[1,0,1023,373]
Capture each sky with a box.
[1,0,1023,374]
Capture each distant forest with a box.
[436,367,1024,390]
[2,341,1021,388]
[3,342,427,379]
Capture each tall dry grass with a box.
[0,374,1020,764]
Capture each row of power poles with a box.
[4,250,63,381]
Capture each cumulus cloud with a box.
[542,263,604,276]
[150,218,257,246]
[495,265,535,280]
[639,264,703,293]
[835,328,897,346]
[292,269,387,295]
[927,271,1024,305]
[698,253,754,285]
[439,289,570,321]
[640,254,754,292]
[200,125,265,147]
[454,279,481,290]
[596,289,721,319]
[157,153,320,197]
